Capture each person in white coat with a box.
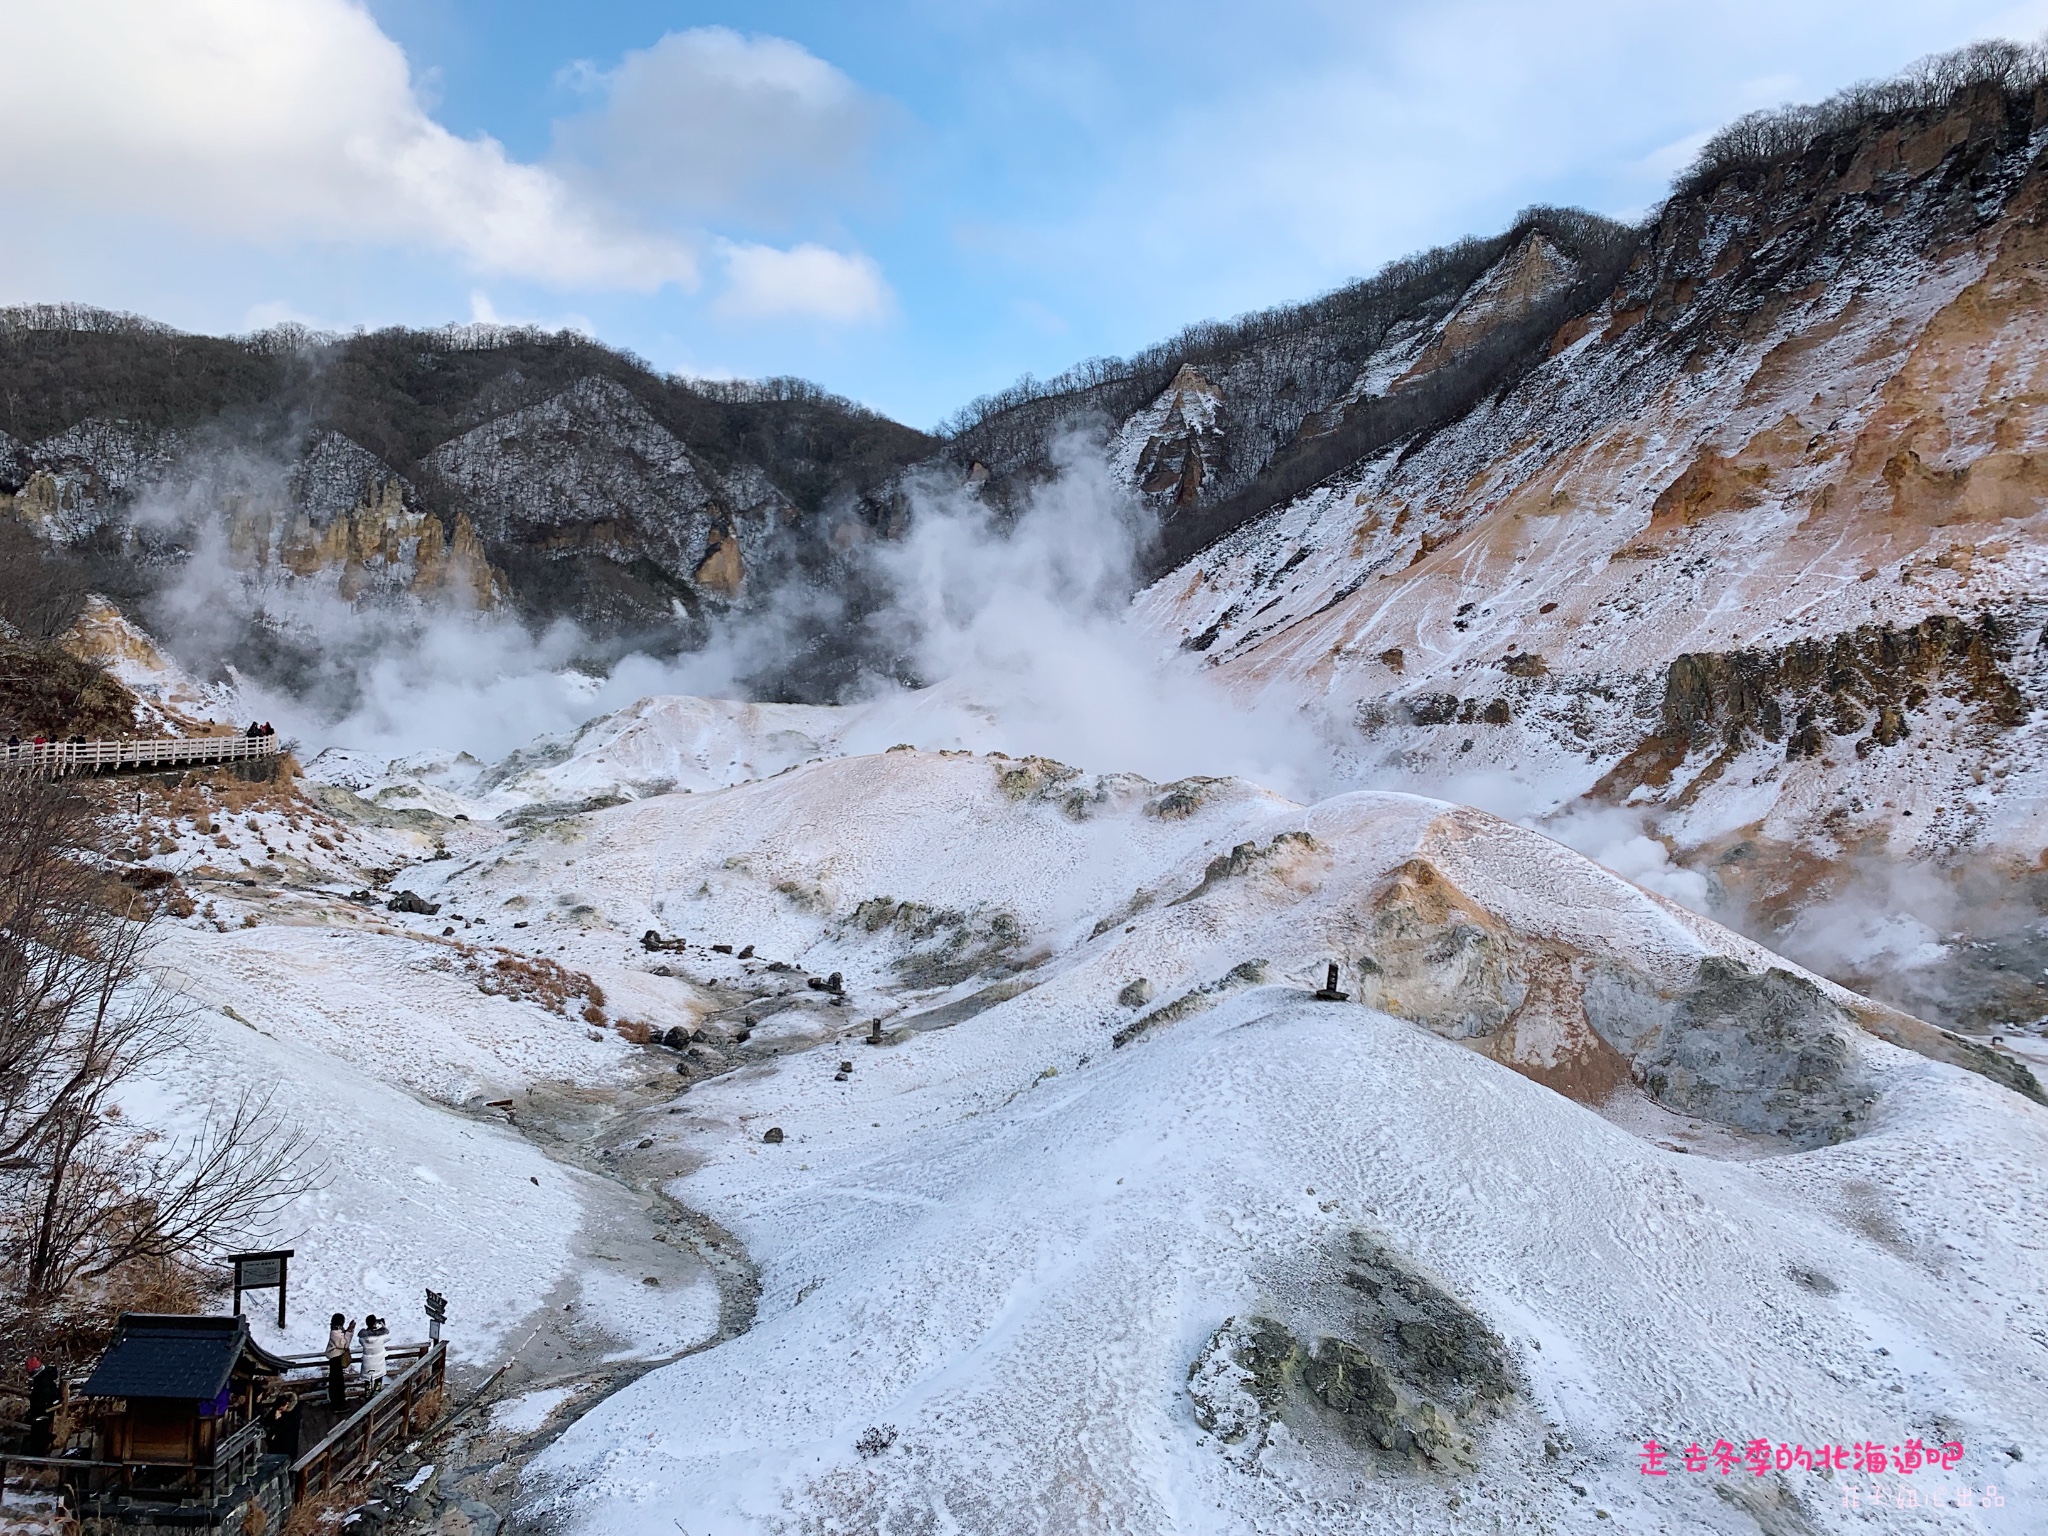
[360,1314,390,1393]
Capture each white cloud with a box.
[553,27,878,221]
[467,290,595,336]
[0,0,696,291]
[240,299,348,334]
[716,242,894,324]
[0,2,900,330]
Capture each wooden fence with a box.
[0,1414,269,1507]
[2,733,282,778]
[290,1341,446,1502]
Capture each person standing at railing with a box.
[260,1388,302,1458]
[361,1314,389,1394]
[325,1314,355,1408]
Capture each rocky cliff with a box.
[942,207,1638,573]
[0,317,933,657]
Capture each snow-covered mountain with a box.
[934,76,2048,1034]
[14,49,2048,1535]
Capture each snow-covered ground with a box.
[124,997,608,1367]
[531,987,2043,1535]
[302,694,857,821]
[123,832,723,1372]
[106,687,2046,1532]
[298,741,2038,1536]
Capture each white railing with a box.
[2,733,283,777]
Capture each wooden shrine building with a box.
[80,1313,294,1474]
[2,1311,446,1531]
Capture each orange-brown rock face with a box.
[693,515,745,597]
[1340,851,1637,1106]
[1395,231,1579,385]
[416,511,504,608]
[0,469,61,530]
[240,474,508,608]
[55,596,222,732]
[1122,364,1227,511]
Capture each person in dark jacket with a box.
[25,1357,59,1455]
[325,1314,355,1408]
[260,1388,302,1457]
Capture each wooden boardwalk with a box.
[289,1341,447,1502]
[4,733,282,777]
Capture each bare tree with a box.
[1678,35,2048,193]
[0,521,92,646]
[0,768,317,1306]
[21,1088,317,1302]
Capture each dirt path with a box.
[375,1079,761,1535]
[145,833,771,1533]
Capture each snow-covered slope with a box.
[305,695,855,820]
[127,868,725,1371]
[532,988,2041,1535]
[94,680,2046,1532]
[286,745,2042,1535]
[300,667,1270,824]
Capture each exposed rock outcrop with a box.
[692,514,745,597]
[1188,1230,1517,1470]
[1598,613,2026,801]
[1338,847,2030,1130]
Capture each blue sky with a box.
[4,0,2044,429]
